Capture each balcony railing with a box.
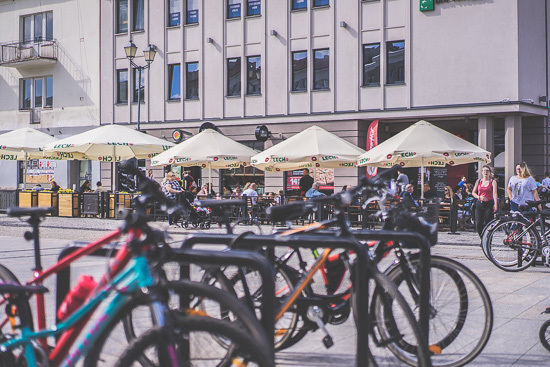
[0,39,58,67]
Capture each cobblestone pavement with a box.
[0,215,549,365]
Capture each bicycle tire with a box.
[224,263,307,351]
[84,280,269,367]
[355,266,431,366]
[0,263,33,334]
[114,315,273,367]
[480,217,503,259]
[539,319,550,352]
[486,219,539,271]
[384,255,493,367]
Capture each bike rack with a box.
[55,244,276,353]
[183,233,388,367]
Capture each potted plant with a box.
[58,189,79,217]
[37,190,59,215]
[18,190,37,207]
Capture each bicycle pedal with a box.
[322,335,334,349]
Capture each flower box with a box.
[37,191,58,216]
[18,191,37,207]
[58,193,79,217]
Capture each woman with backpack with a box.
[472,165,498,237]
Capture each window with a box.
[168,0,181,26]
[22,12,53,42]
[247,56,261,95]
[187,0,199,24]
[168,64,181,100]
[313,0,329,7]
[186,62,199,99]
[313,49,329,90]
[116,0,128,33]
[292,51,307,92]
[227,57,241,96]
[133,0,145,31]
[20,76,53,109]
[228,0,241,19]
[133,68,145,102]
[247,0,261,16]
[117,69,128,103]
[386,40,405,85]
[362,43,380,86]
[292,0,307,10]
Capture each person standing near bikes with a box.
[162,171,184,225]
[507,161,540,212]
[472,165,498,236]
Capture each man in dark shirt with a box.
[299,168,314,196]
[423,183,439,199]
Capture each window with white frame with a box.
[187,0,199,24]
[313,49,329,90]
[168,64,181,100]
[116,0,128,33]
[21,76,53,109]
[227,57,241,97]
[186,62,199,99]
[22,12,53,42]
[227,0,241,19]
[168,0,181,26]
[133,0,145,31]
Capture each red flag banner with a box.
[365,120,379,178]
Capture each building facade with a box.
[99,0,550,193]
[1,0,549,193]
[0,0,101,190]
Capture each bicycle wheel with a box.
[480,218,503,259]
[539,319,550,352]
[224,263,307,351]
[85,280,269,367]
[384,255,493,367]
[114,315,273,367]
[0,264,33,336]
[486,219,539,271]
[356,266,431,366]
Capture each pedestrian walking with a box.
[472,165,498,237]
[507,161,540,212]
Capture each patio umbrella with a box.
[251,126,366,172]
[42,124,174,162]
[151,129,258,186]
[0,127,60,188]
[356,120,491,198]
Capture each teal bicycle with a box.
[0,164,273,367]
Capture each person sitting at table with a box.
[275,190,284,205]
[79,180,92,193]
[423,183,439,199]
[243,183,259,205]
[454,185,464,201]
[32,184,44,192]
[223,185,233,197]
[232,186,242,197]
[401,184,419,209]
[306,183,326,198]
[95,181,110,193]
[50,180,61,193]
[443,186,453,204]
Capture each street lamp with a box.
[124,40,156,131]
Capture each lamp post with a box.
[124,40,156,131]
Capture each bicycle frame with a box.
[2,252,157,367]
[1,227,136,366]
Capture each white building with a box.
[1,0,549,194]
[0,0,101,190]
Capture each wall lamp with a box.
[206,37,213,44]
[270,30,277,37]
[339,21,347,28]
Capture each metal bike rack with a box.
[55,244,275,348]
[183,233,380,367]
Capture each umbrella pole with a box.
[420,158,425,200]
[24,152,28,190]
[209,162,212,196]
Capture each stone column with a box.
[504,115,522,185]
[477,116,494,178]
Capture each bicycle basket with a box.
[391,198,440,247]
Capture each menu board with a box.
[430,167,447,196]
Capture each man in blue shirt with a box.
[306,183,326,198]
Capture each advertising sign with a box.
[365,120,379,178]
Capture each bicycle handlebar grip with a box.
[266,201,314,222]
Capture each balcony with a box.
[0,39,58,68]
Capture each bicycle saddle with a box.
[525,200,545,208]
[0,283,48,295]
[7,207,55,218]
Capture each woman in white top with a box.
[507,161,540,212]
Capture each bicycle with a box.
[484,200,550,271]
[193,170,434,366]
[208,166,492,366]
[0,164,273,366]
[539,306,550,352]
